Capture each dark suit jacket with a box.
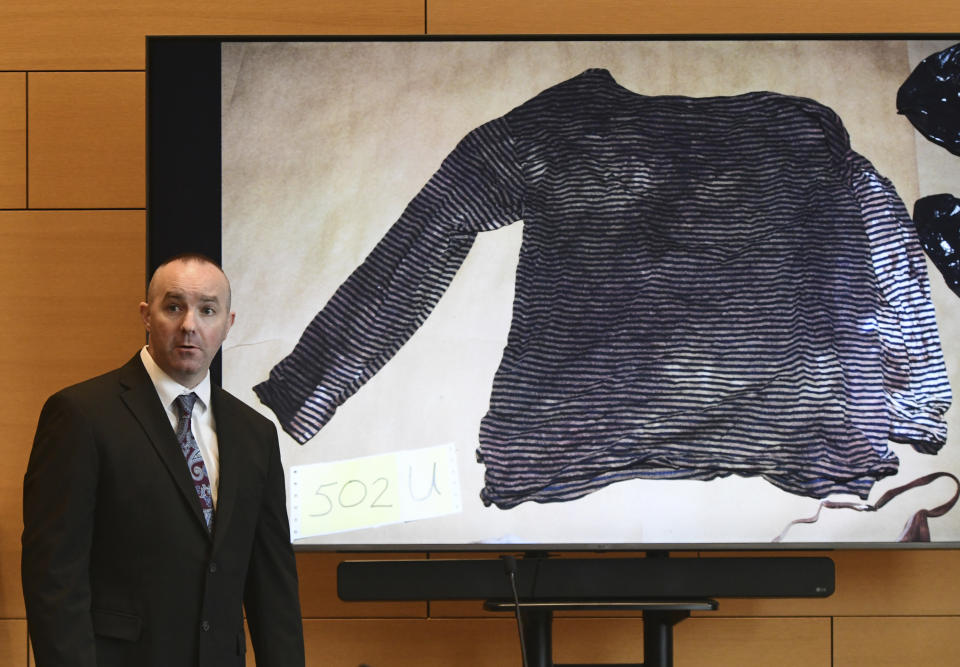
[22,354,305,667]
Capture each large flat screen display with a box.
[148,36,960,550]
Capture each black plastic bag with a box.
[897,42,960,157]
[913,193,960,298]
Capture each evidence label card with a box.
[289,443,462,539]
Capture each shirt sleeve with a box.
[847,156,952,451]
[807,97,952,452]
[254,116,525,443]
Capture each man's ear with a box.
[139,302,151,333]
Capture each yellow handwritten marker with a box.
[289,443,461,539]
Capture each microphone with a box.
[500,554,529,667]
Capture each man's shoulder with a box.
[34,357,145,434]
[212,386,277,432]
[49,355,141,402]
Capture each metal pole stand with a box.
[483,599,718,667]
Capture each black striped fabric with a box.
[253,69,951,510]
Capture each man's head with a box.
[140,254,235,388]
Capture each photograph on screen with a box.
[216,38,960,548]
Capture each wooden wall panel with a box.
[300,618,519,666]
[834,616,960,666]
[427,0,960,34]
[291,616,833,666]
[3,3,960,667]
[0,0,424,71]
[829,550,960,616]
[28,73,145,210]
[0,622,27,667]
[0,210,145,619]
[672,617,831,667]
[0,74,26,209]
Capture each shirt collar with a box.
[139,346,212,413]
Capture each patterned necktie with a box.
[174,393,215,532]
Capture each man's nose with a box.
[180,308,198,332]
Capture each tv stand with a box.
[483,599,717,667]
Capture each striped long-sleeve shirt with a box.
[253,68,951,509]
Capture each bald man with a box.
[22,253,304,667]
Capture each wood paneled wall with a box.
[2,2,958,665]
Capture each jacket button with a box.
[209,562,218,573]
[201,620,211,632]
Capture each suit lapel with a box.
[118,355,211,538]
[210,387,239,550]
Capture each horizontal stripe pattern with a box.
[253,69,950,510]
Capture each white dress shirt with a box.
[140,346,220,507]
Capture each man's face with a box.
[139,259,235,388]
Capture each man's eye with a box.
[165,304,182,312]
[201,307,216,315]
